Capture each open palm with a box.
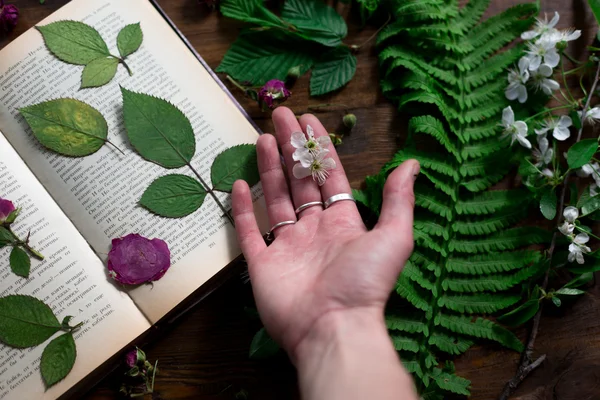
[232,107,419,359]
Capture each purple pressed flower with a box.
[125,349,138,368]
[0,1,19,32]
[107,234,171,285]
[258,79,291,109]
[0,198,15,223]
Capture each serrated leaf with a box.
[140,174,207,218]
[121,88,195,168]
[431,370,471,395]
[220,0,284,27]
[497,299,539,327]
[37,21,110,65]
[81,57,118,88]
[20,99,108,157]
[564,271,594,288]
[567,139,598,169]
[0,227,15,247]
[391,334,420,352]
[249,328,280,360]
[217,31,315,85]
[580,195,600,216]
[211,144,260,192]
[540,188,557,220]
[117,23,143,58]
[310,47,357,96]
[437,314,523,352]
[0,295,61,348]
[41,333,76,388]
[282,0,347,47]
[9,247,30,278]
[438,293,520,314]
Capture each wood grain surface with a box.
[1,1,599,399]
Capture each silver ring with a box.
[295,201,324,215]
[324,193,355,209]
[266,220,296,240]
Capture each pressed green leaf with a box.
[428,332,474,355]
[117,23,143,58]
[431,370,471,395]
[497,299,539,327]
[0,295,61,348]
[437,315,523,352]
[211,144,260,192]
[540,188,557,220]
[391,334,420,352]
[438,293,520,314]
[121,88,195,168]
[449,227,551,254]
[455,190,528,215]
[282,0,347,47]
[443,263,542,293]
[386,314,429,335]
[567,139,598,169]
[0,227,15,247]
[310,47,357,96]
[447,251,542,274]
[37,21,109,65]
[20,99,108,157]
[249,327,280,360]
[396,275,431,312]
[81,57,119,88]
[40,333,76,388]
[140,174,207,218]
[9,246,31,278]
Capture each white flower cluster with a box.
[577,163,600,196]
[558,206,591,264]
[505,12,580,104]
[291,125,336,186]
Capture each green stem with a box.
[575,225,600,240]
[226,75,249,94]
[560,58,576,104]
[353,13,392,50]
[186,163,235,226]
[150,360,158,393]
[524,105,574,122]
[563,51,583,65]
[68,321,84,333]
[120,58,133,76]
[9,228,43,260]
[564,64,587,76]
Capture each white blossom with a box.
[534,115,572,141]
[291,124,332,162]
[591,184,599,197]
[532,136,553,167]
[530,64,560,95]
[544,28,582,45]
[525,39,560,70]
[541,168,554,178]
[500,106,531,149]
[505,57,530,103]
[292,148,336,186]
[568,233,591,264]
[577,107,600,125]
[577,162,600,180]
[521,12,560,41]
[563,206,579,223]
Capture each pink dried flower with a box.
[125,349,138,368]
[258,79,291,109]
[0,1,19,32]
[107,234,171,285]
[0,198,15,223]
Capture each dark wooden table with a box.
[2,1,599,399]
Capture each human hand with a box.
[232,107,419,361]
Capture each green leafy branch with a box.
[1,208,43,278]
[37,21,143,88]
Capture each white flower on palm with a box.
[530,64,560,95]
[577,107,600,125]
[532,136,553,167]
[292,149,336,186]
[534,115,572,141]
[500,106,531,148]
[525,39,560,70]
[506,57,530,103]
[521,12,560,41]
[291,124,332,162]
[559,206,579,237]
[568,233,591,264]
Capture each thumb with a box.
[374,159,419,258]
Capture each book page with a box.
[0,135,150,400]
[0,0,268,323]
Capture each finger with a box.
[232,180,266,261]
[256,134,297,237]
[375,160,420,261]
[272,107,323,217]
[298,114,358,218]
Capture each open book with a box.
[0,0,269,398]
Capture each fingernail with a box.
[412,162,420,180]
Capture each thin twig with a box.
[498,61,600,400]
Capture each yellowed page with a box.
[0,136,150,400]
[0,0,268,323]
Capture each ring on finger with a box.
[324,193,355,209]
[265,220,296,241]
[295,201,324,215]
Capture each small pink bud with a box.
[0,1,19,32]
[0,198,15,223]
[107,234,171,285]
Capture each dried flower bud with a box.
[343,113,357,129]
[258,79,291,110]
[0,198,15,223]
[107,234,171,285]
[125,350,137,368]
[0,1,19,32]
[329,133,343,146]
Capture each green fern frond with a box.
[396,274,432,312]
[460,119,500,141]
[409,116,462,161]
[428,332,474,355]
[386,314,430,335]
[458,152,508,177]
[391,334,420,352]
[454,0,490,34]
[442,263,542,292]
[414,184,454,220]
[461,172,507,192]
[392,149,460,182]
[415,214,451,240]
[447,250,542,275]
[464,45,524,82]
[414,229,447,256]
[420,169,459,200]
[461,137,508,159]
[438,293,520,313]
[448,227,551,253]
[404,260,437,292]
[437,314,523,352]
[455,190,528,215]
[430,369,471,395]
[452,207,527,235]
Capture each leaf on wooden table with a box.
[81,57,119,88]
[140,174,207,218]
[121,87,196,168]
[211,144,260,192]
[281,0,348,47]
[9,247,31,278]
[37,21,110,65]
[117,23,143,58]
[20,98,109,157]
[497,299,539,327]
[40,333,77,388]
[310,47,357,96]
[0,295,61,348]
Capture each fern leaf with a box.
[461,137,508,159]
[381,46,458,86]
[460,119,500,141]
[391,334,420,353]
[404,260,436,292]
[414,229,447,256]
[386,314,430,336]
[454,0,490,35]
[464,45,524,85]
[442,263,543,293]
[437,314,523,352]
[447,250,542,275]
[415,215,450,240]
[409,116,461,161]
[389,149,459,181]
[461,172,507,192]
[410,250,438,269]
[420,168,459,201]
[430,370,471,396]
[396,275,432,312]
[402,358,425,378]
[395,0,458,21]
[414,183,454,220]
[428,332,474,355]
[452,207,526,235]
[459,152,508,177]
[455,190,527,215]
[448,227,551,254]
[438,293,520,313]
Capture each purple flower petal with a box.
[258,79,291,109]
[0,198,15,222]
[125,349,137,368]
[0,3,19,32]
[107,234,171,285]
